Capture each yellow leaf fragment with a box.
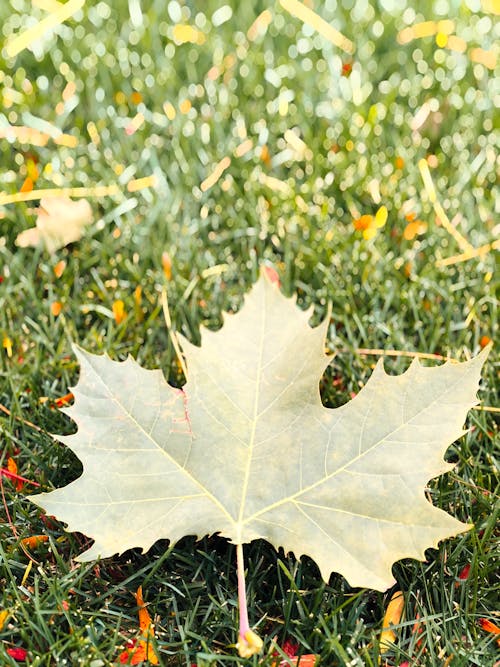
[0,610,9,631]
[112,300,126,325]
[380,590,405,654]
[3,336,13,357]
[172,23,205,44]
[374,205,388,228]
[15,197,93,253]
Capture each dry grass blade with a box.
[279,0,354,54]
[5,0,84,58]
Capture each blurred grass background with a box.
[0,0,498,665]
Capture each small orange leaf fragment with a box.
[478,618,500,634]
[403,220,427,241]
[260,144,271,167]
[20,177,34,193]
[134,586,153,634]
[119,586,159,665]
[7,457,24,491]
[55,392,74,408]
[113,300,126,324]
[20,535,49,550]
[53,260,66,278]
[353,214,373,231]
[379,590,404,653]
[51,301,62,317]
[161,252,172,280]
[480,335,491,349]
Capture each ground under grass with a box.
[0,0,498,665]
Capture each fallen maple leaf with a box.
[15,197,93,253]
[30,273,490,648]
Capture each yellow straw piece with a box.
[161,287,188,380]
[418,160,473,253]
[247,9,272,41]
[354,348,459,363]
[127,175,158,192]
[54,134,78,147]
[259,173,292,195]
[469,47,497,70]
[234,139,253,158]
[87,121,100,145]
[200,157,231,192]
[0,185,120,206]
[397,20,455,45]
[6,0,85,58]
[280,0,354,54]
[436,240,500,267]
[418,159,436,203]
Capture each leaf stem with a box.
[235,543,263,658]
[236,543,250,638]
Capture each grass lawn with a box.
[0,0,498,665]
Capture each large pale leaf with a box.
[30,276,489,590]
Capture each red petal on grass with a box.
[478,618,500,634]
[458,564,471,580]
[281,639,299,657]
[262,265,280,286]
[6,647,28,660]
